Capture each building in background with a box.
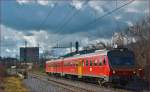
[20,47,39,63]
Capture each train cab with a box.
[106,48,136,84]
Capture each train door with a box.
[61,61,63,76]
[82,58,87,76]
[77,59,83,78]
[55,62,57,73]
[89,58,93,75]
[93,57,99,76]
[99,56,106,75]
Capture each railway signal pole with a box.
[148,0,150,87]
[75,41,79,54]
[0,1,1,59]
[24,40,27,69]
[70,42,72,56]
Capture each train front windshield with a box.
[108,50,135,67]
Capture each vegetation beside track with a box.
[0,65,7,92]
[30,66,46,76]
[4,77,28,92]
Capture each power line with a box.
[76,0,135,31]
[37,3,58,30]
[35,0,89,48]
[52,0,90,47]
[54,5,79,32]
[54,8,79,33]
[55,0,135,46]
[54,0,90,34]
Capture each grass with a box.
[30,67,46,76]
[4,77,28,92]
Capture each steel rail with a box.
[31,73,94,92]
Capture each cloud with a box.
[125,8,140,13]
[16,0,85,9]
[16,0,32,4]
[71,0,84,10]
[16,0,55,7]
[0,24,55,57]
[1,0,148,57]
[88,1,105,15]
[1,24,113,57]
[124,0,148,13]
[126,21,133,27]
[37,0,49,6]
[2,0,147,32]
[1,25,24,57]
[6,49,11,53]
[114,15,122,20]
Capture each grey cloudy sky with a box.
[0,0,149,57]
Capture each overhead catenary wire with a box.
[75,0,135,31]
[36,0,135,49]
[35,0,89,48]
[54,0,90,34]
[54,0,135,46]
[37,3,58,30]
[52,0,90,47]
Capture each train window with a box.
[69,62,71,66]
[82,61,84,66]
[99,59,103,66]
[80,59,84,66]
[90,60,92,66]
[86,60,88,66]
[73,63,75,66]
[94,60,98,66]
[103,59,106,65]
[71,63,73,66]
[64,62,69,66]
[76,63,78,66]
[48,64,51,67]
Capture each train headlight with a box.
[113,70,116,74]
[138,68,142,71]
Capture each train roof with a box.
[46,49,108,63]
[62,49,98,58]
[64,49,108,60]
[46,48,131,63]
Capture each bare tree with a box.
[125,17,149,80]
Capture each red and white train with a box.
[46,48,141,85]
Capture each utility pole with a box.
[0,26,1,62]
[0,27,2,57]
[148,0,150,86]
[0,0,2,60]
[37,43,39,64]
[75,41,79,54]
[24,40,27,69]
[70,42,72,56]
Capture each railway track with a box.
[25,73,149,92]
[29,73,148,92]
[31,73,96,92]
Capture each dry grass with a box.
[30,68,46,76]
[4,77,28,92]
